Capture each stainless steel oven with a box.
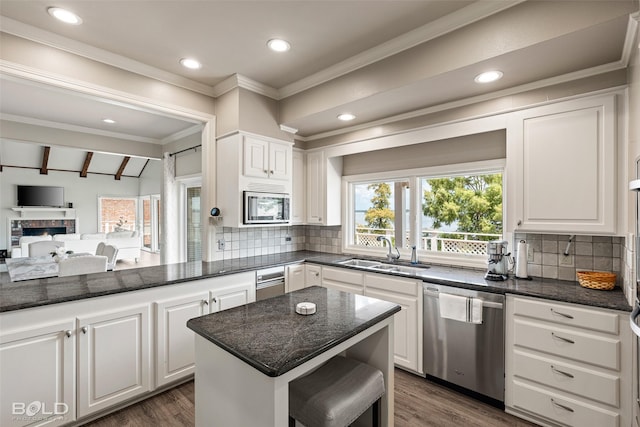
[256,266,285,301]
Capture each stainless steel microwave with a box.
[243,191,290,224]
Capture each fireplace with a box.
[22,227,67,237]
[10,219,76,247]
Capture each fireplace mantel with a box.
[11,208,76,218]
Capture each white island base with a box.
[193,316,395,427]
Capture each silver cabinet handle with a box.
[212,297,217,303]
[314,272,319,277]
[65,330,72,338]
[263,170,268,174]
[551,332,574,344]
[203,299,209,306]
[550,365,574,378]
[270,170,274,174]
[550,399,574,413]
[550,308,574,319]
[517,220,522,226]
[81,326,88,334]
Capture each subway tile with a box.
[592,236,612,243]
[575,256,593,269]
[558,267,576,281]
[542,253,558,266]
[527,264,542,277]
[593,243,612,257]
[542,234,558,241]
[542,240,558,253]
[574,242,593,256]
[575,235,593,242]
[542,265,558,279]
[612,243,620,258]
[593,257,613,271]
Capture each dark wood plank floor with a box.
[82,369,537,427]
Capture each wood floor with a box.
[82,369,537,427]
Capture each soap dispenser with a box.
[410,246,418,264]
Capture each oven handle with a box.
[630,304,640,338]
[256,277,285,290]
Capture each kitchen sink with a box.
[338,259,383,268]
[337,258,430,275]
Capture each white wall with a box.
[1,168,141,250]
[138,159,162,195]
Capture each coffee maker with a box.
[485,240,510,281]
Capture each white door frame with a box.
[177,176,202,262]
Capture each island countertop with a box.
[186,286,401,377]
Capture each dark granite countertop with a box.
[0,250,632,313]
[187,286,400,376]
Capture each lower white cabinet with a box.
[305,264,322,287]
[0,321,76,427]
[286,263,305,293]
[321,266,364,295]
[209,281,253,312]
[505,295,632,427]
[364,273,422,373]
[77,305,151,418]
[155,293,209,388]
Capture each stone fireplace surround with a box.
[10,219,77,247]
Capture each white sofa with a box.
[14,232,141,262]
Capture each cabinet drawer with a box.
[513,349,620,407]
[511,380,618,427]
[365,273,419,296]
[322,266,364,285]
[513,319,620,370]
[513,297,618,335]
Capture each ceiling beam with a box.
[115,156,130,180]
[80,152,93,178]
[40,146,50,175]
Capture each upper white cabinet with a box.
[507,94,617,234]
[243,136,291,181]
[217,132,293,227]
[291,149,306,224]
[306,150,342,225]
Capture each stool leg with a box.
[372,398,381,427]
[289,416,296,427]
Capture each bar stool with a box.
[289,356,385,427]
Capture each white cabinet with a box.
[243,136,291,181]
[507,94,617,234]
[77,305,151,418]
[0,321,76,427]
[321,266,364,295]
[306,150,342,225]
[505,295,632,427]
[305,263,322,287]
[155,293,209,388]
[217,132,293,227]
[286,263,305,293]
[291,150,306,224]
[209,282,252,312]
[364,273,422,373]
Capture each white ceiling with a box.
[0,0,637,142]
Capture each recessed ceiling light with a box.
[474,70,503,84]
[180,58,202,70]
[47,7,82,25]
[102,118,116,124]
[337,113,356,121]
[267,39,291,52]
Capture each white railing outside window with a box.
[355,227,500,255]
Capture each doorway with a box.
[142,195,161,253]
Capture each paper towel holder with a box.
[515,239,532,280]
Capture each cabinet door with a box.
[155,293,208,388]
[306,151,324,224]
[211,283,252,313]
[365,287,419,372]
[305,264,322,287]
[1,321,76,427]
[269,141,291,180]
[509,94,616,234]
[77,305,151,417]
[286,264,305,293]
[243,137,269,178]
[291,150,306,224]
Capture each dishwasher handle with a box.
[423,288,504,309]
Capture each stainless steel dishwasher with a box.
[423,283,505,402]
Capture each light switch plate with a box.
[217,239,225,250]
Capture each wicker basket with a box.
[576,271,616,291]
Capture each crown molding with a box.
[277,0,525,99]
[0,16,218,97]
[161,124,204,144]
[297,60,627,142]
[621,12,639,67]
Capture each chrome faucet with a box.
[377,235,400,262]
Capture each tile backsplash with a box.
[214,225,342,260]
[514,233,623,285]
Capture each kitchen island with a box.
[187,286,401,427]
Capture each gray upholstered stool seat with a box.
[289,356,385,427]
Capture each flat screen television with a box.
[17,185,64,208]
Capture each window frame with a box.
[97,196,139,234]
[342,159,506,269]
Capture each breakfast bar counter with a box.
[187,286,401,427]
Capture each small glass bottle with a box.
[411,245,418,264]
